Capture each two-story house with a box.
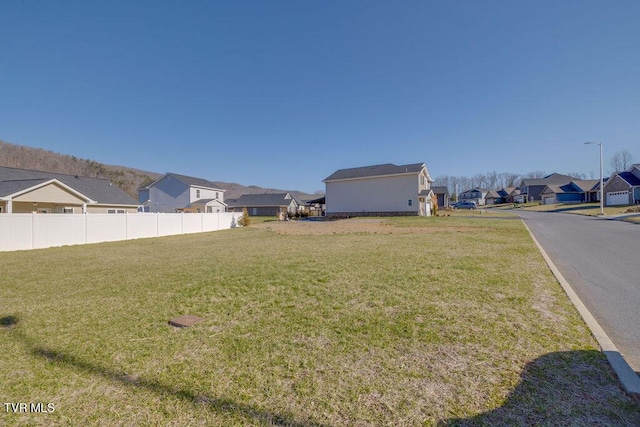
[458,188,489,206]
[323,163,434,217]
[138,173,226,213]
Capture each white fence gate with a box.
[0,212,242,252]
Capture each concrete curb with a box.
[521,219,640,398]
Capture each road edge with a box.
[521,219,640,398]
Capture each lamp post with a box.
[585,141,604,215]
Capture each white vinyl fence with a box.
[0,212,242,252]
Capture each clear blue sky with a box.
[2,1,639,193]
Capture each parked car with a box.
[453,201,477,210]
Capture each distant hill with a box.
[0,139,318,201]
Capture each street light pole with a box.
[585,141,604,215]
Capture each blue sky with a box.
[1,1,639,193]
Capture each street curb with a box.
[521,219,640,398]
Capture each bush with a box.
[238,207,251,226]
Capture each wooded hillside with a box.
[0,139,315,201]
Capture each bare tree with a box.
[523,171,547,179]
[610,150,634,173]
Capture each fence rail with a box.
[0,212,242,252]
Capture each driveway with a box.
[518,210,640,374]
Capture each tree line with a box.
[433,150,634,197]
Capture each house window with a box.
[63,207,74,214]
[408,199,413,207]
[108,209,126,214]
[196,189,201,198]
[215,192,219,199]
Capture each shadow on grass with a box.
[0,315,19,328]
[440,350,640,426]
[7,327,328,427]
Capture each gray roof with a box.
[0,166,138,205]
[324,163,425,182]
[140,172,225,191]
[431,186,449,195]
[521,173,575,186]
[226,193,295,208]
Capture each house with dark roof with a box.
[519,173,577,202]
[431,186,450,209]
[323,163,434,217]
[138,173,226,213]
[603,164,640,206]
[485,187,520,205]
[458,188,489,206]
[0,166,139,214]
[539,180,599,205]
[226,193,299,217]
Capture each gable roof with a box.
[571,179,599,192]
[617,171,640,186]
[0,166,138,205]
[323,163,428,182]
[521,173,575,186]
[431,186,449,195]
[226,193,296,208]
[140,172,225,191]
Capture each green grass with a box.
[1,217,639,426]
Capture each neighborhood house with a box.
[138,173,226,213]
[0,166,139,214]
[226,193,299,217]
[603,164,640,206]
[323,163,434,217]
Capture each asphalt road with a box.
[517,210,640,374]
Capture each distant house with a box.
[0,166,139,214]
[458,188,488,206]
[486,188,521,205]
[302,196,326,217]
[431,186,450,209]
[603,164,640,206]
[226,193,299,216]
[323,163,434,217]
[539,180,598,205]
[138,173,226,213]
[519,173,576,202]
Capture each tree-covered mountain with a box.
[0,139,316,201]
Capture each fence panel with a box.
[126,214,158,240]
[182,214,203,234]
[33,214,86,249]
[0,212,242,252]
[0,214,34,251]
[157,214,182,237]
[87,214,128,244]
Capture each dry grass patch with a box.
[1,217,639,426]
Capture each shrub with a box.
[238,207,251,226]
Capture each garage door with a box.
[542,195,556,205]
[607,191,629,206]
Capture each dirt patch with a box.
[253,218,478,236]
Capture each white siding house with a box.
[323,163,434,217]
[138,173,226,213]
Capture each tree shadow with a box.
[8,327,329,427]
[440,350,640,426]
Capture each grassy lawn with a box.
[1,216,639,426]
